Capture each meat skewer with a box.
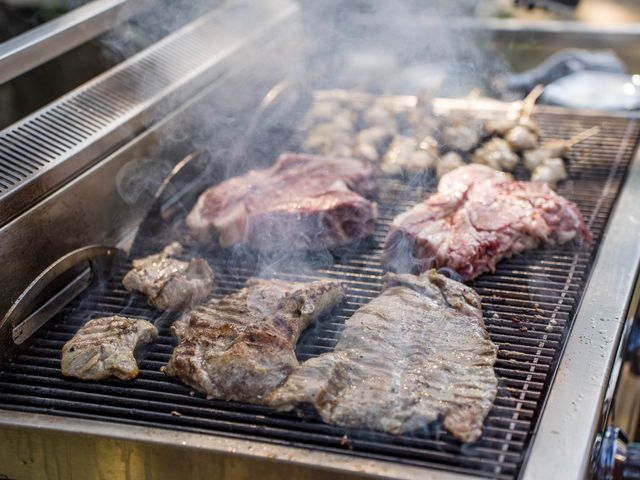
[483,85,544,138]
[165,278,345,403]
[503,85,544,152]
[530,157,568,187]
[525,126,600,188]
[524,126,600,171]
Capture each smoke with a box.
[95,0,512,283]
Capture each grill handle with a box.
[594,426,640,479]
[0,246,126,348]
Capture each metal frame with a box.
[521,128,640,479]
[0,410,477,480]
[0,0,155,85]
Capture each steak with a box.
[268,270,498,443]
[61,316,157,381]
[384,164,591,280]
[123,242,214,311]
[164,278,345,403]
[186,152,378,251]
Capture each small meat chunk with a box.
[61,316,157,381]
[381,135,438,175]
[123,242,214,311]
[473,137,519,171]
[531,157,568,187]
[505,124,538,152]
[436,151,465,177]
[442,123,480,152]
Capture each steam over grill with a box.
[0,109,638,479]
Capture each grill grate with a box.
[0,110,638,479]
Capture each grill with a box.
[0,107,638,479]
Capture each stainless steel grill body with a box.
[2,3,640,478]
[1,100,639,479]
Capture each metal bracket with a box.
[0,245,125,359]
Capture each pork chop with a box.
[186,152,378,251]
[123,242,214,311]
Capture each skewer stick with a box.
[520,84,545,121]
[562,126,600,148]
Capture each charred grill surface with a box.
[0,110,638,479]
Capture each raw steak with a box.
[384,164,591,280]
[186,152,377,251]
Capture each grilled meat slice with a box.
[164,278,345,403]
[61,316,157,381]
[384,164,591,280]
[186,152,378,251]
[123,242,214,311]
[269,270,498,443]
[381,135,438,175]
[473,137,519,172]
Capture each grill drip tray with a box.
[0,110,638,479]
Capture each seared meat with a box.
[384,165,591,280]
[505,124,538,152]
[436,151,465,178]
[123,242,214,311]
[531,157,568,187]
[61,316,157,381]
[473,137,519,171]
[164,278,345,403]
[186,153,378,251]
[269,270,498,443]
[381,135,438,175]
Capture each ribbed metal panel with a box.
[0,0,298,225]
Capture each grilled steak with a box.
[61,316,157,381]
[268,270,497,443]
[384,164,591,280]
[186,152,378,251]
[164,278,345,403]
[123,242,214,311]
